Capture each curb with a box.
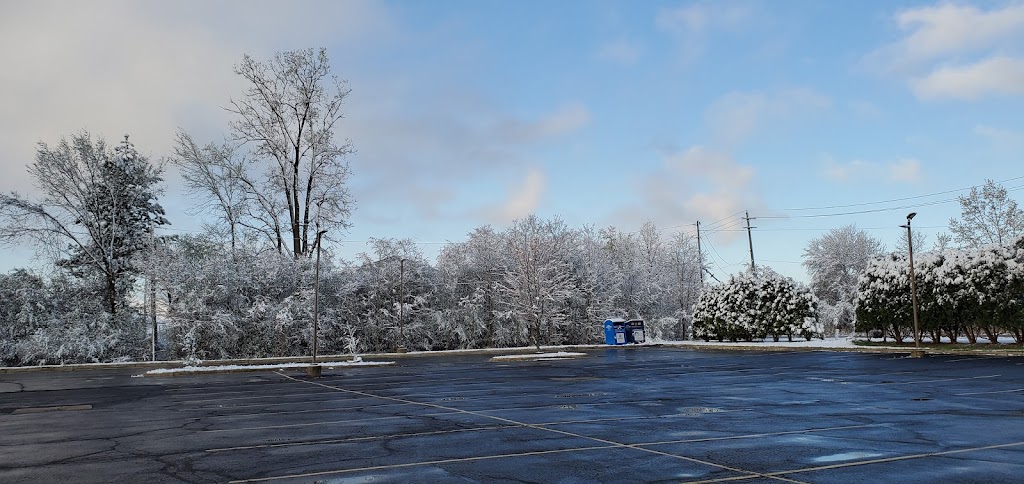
[2,342,1020,374]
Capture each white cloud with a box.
[499,104,591,143]
[656,3,751,34]
[910,56,1024,100]
[894,3,1024,64]
[866,3,1024,100]
[655,3,753,63]
[620,146,757,240]
[705,88,831,146]
[974,124,1023,146]
[0,0,392,193]
[482,168,545,224]
[888,158,922,183]
[596,39,643,65]
[823,157,922,183]
[347,97,588,221]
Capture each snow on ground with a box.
[664,337,860,349]
[491,351,588,361]
[145,359,394,376]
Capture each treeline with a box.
[0,218,703,365]
[856,237,1024,344]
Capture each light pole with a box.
[900,212,923,357]
[312,229,328,366]
[399,258,406,348]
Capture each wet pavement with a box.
[1,347,1023,483]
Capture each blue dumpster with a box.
[624,319,645,344]
[603,319,626,345]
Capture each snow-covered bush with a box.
[857,238,1024,345]
[855,253,914,342]
[693,267,817,342]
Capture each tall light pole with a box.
[900,212,923,356]
[312,229,328,365]
[399,258,406,347]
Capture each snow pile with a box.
[145,359,393,376]
[491,351,587,361]
[674,337,858,349]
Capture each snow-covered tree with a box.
[499,215,576,350]
[177,48,354,257]
[693,267,816,342]
[855,253,913,342]
[949,179,1024,249]
[802,225,883,306]
[0,133,168,314]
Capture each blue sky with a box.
[1,0,1023,281]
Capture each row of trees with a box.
[856,239,1024,344]
[2,46,1022,365]
[0,217,704,365]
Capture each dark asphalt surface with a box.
[1,347,1023,483]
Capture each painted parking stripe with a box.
[206,424,517,452]
[954,388,1024,396]
[229,445,621,483]
[874,374,1000,386]
[686,440,1024,483]
[236,373,806,483]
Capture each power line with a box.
[763,183,1024,220]
[778,174,1024,212]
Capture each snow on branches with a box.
[693,267,819,342]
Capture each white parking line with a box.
[875,375,1000,386]
[225,373,807,483]
[686,440,1024,483]
[229,445,622,483]
[954,388,1024,396]
[206,424,517,452]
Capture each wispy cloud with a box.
[823,157,923,183]
[974,124,1023,147]
[481,168,546,224]
[911,57,1024,100]
[655,3,753,63]
[498,104,591,143]
[596,39,644,65]
[705,88,831,146]
[620,146,757,242]
[865,3,1024,100]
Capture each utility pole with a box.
[696,220,703,284]
[744,211,756,271]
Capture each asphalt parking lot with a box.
[1,347,1023,483]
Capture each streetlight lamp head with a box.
[907,212,917,221]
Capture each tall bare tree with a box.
[176,48,353,257]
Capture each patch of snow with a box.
[492,351,588,361]
[145,360,394,376]
[666,337,860,349]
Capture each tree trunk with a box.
[983,326,999,344]
[106,273,117,315]
[964,325,978,344]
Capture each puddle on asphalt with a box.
[810,451,883,463]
